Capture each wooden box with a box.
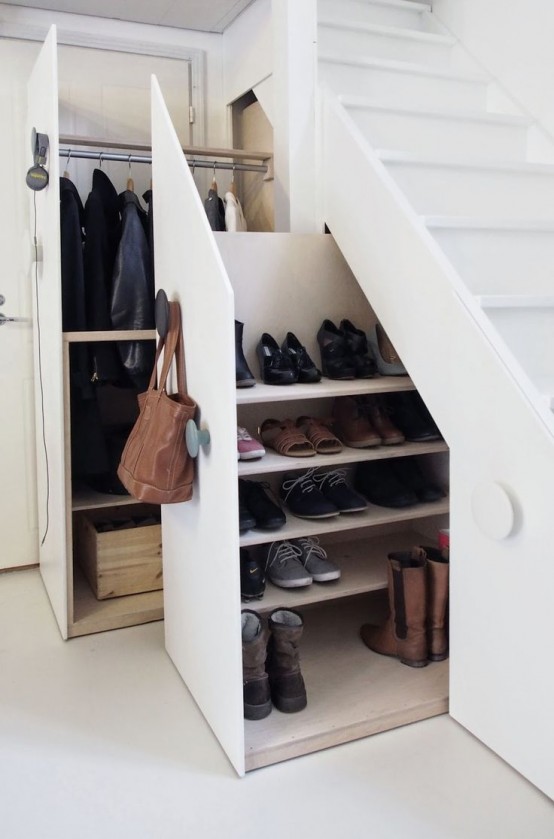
[75,506,163,600]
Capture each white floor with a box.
[0,568,552,839]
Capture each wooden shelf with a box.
[238,439,448,477]
[236,375,415,405]
[244,594,449,770]
[72,486,142,511]
[252,530,432,613]
[239,497,449,547]
[63,329,156,343]
[70,566,163,638]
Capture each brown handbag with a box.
[117,301,196,504]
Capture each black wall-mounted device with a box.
[26,128,50,191]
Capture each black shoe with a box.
[354,460,418,508]
[235,320,256,388]
[240,548,266,601]
[239,479,286,530]
[340,319,377,379]
[390,457,446,503]
[316,319,356,380]
[279,469,340,519]
[281,332,321,383]
[312,468,368,513]
[239,495,256,533]
[385,391,441,442]
[257,333,298,385]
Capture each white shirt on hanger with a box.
[224,191,247,232]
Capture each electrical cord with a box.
[33,190,50,546]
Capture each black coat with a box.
[110,190,155,390]
[204,187,225,231]
[83,169,124,383]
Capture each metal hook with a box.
[67,149,72,167]
[128,154,132,171]
[191,159,196,177]
[99,152,104,168]
[213,160,217,178]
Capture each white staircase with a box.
[316,0,554,800]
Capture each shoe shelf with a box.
[236,375,416,405]
[238,439,449,478]
[72,484,144,511]
[244,594,449,771]
[239,497,449,548]
[63,329,157,343]
[251,529,433,614]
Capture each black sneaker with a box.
[238,479,286,530]
[279,469,339,519]
[239,495,256,533]
[312,468,368,513]
[240,548,266,601]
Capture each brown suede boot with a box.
[332,396,381,448]
[421,546,450,662]
[360,549,428,667]
[266,608,307,713]
[242,610,272,720]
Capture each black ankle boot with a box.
[235,320,256,388]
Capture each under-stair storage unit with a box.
[151,78,449,775]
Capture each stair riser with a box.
[486,308,554,385]
[385,163,554,220]
[319,61,487,111]
[350,109,527,161]
[318,0,430,31]
[318,24,453,67]
[430,228,554,296]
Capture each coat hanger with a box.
[211,160,218,194]
[228,164,237,197]
[63,148,71,180]
[127,155,135,192]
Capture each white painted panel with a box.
[317,22,454,67]
[151,77,244,775]
[318,0,432,31]
[27,27,68,637]
[321,90,554,799]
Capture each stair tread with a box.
[318,17,456,45]
[340,96,530,127]
[352,0,432,13]
[318,51,487,84]
[424,216,554,232]
[478,295,554,309]
[378,149,554,175]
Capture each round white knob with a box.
[471,482,515,540]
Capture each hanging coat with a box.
[204,187,225,231]
[110,190,155,391]
[83,168,124,383]
[224,191,248,232]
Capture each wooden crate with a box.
[74,506,163,600]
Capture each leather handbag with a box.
[117,300,196,504]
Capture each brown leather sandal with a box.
[260,418,316,457]
[296,416,343,455]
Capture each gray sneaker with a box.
[261,541,313,588]
[291,536,341,582]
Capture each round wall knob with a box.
[471,481,515,540]
[186,419,210,457]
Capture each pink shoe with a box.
[237,426,266,461]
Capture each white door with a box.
[26,26,68,635]
[151,77,245,775]
[0,38,42,571]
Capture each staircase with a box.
[316,0,554,799]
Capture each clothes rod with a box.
[58,148,268,174]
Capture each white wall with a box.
[222,0,272,106]
[433,0,554,142]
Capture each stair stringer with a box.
[321,89,554,801]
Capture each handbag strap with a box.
[147,300,187,395]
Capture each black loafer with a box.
[257,333,298,385]
[281,332,321,383]
[317,319,356,380]
[239,479,287,529]
[354,460,418,508]
[340,319,378,378]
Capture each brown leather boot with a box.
[360,395,405,445]
[242,610,272,720]
[422,546,450,661]
[332,396,381,448]
[266,608,307,712]
[360,549,428,667]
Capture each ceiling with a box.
[3,0,257,33]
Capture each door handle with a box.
[0,313,30,326]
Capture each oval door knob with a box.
[186,419,210,458]
[471,481,515,540]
